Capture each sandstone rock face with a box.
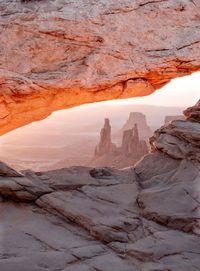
[92,120,148,168]
[0,0,200,135]
[150,100,200,161]
[136,99,200,236]
[120,112,152,141]
[0,101,200,270]
[184,99,200,122]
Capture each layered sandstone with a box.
[136,99,200,236]
[150,101,200,161]
[0,101,199,270]
[0,0,200,135]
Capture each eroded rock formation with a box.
[95,118,116,156]
[92,120,148,168]
[0,101,199,270]
[120,112,152,141]
[120,124,148,162]
[0,0,200,135]
[137,99,200,236]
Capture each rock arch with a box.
[0,0,200,135]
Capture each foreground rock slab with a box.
[0,163,200,271]
[0,101,200,270]
[0,202,137,271]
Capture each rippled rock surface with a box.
[0,101,199,270]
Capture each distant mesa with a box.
[119,112,152,141]
[164,115,185,124]
[91,116,149,168]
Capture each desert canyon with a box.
[91,115,149,168]
[0,1,200,271]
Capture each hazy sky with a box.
[107,71,200,107]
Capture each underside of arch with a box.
[0,0,200,135]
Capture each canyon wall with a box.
[0,0,200,135]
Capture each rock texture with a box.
[150,119,200,161]
[137,99,200,236]
[0,101,200,270]
[120,112,152,141]
[184,99,200,122]
[92,120,148,168]
[0,0,200,135]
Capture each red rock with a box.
[0,1,200,135]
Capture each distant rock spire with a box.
[93,115,149,168]
[121,123,148,158]
[95,118,116,156]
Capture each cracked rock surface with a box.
[0,101,200,270]
[0,0,200,135]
